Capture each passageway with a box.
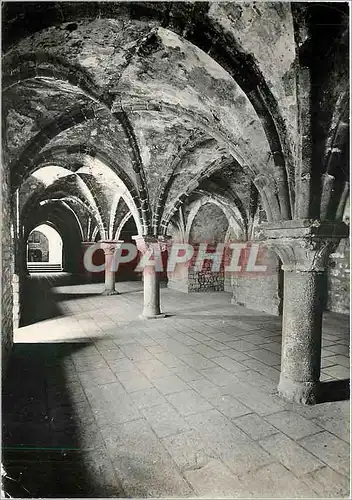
[3,275,350,498]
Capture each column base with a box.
[278,375,319,405]
[139,312,167,320]
[101,289,120,296]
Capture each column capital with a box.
[257,220,349,272]
[132,235,171,254]
[98,240,124,255]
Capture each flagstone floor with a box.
[2,274,350,498]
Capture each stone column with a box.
[133,235,171,319]
[99,240,124,296]
[260,220,348,404]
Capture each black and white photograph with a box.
[1,1,350,498]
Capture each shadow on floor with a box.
[318,379,350,403]
[21,274,89,327]
[53,292,103,301]
[2,343,124,498]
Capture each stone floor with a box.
[2,274,350,498]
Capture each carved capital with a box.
[258,220,348,272]
[132,235,171,254]
[99,240,124,255]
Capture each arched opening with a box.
[185,201,230,293]
[26,224,63,272]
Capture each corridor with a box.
[3,275,350,498]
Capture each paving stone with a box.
[72,354,109,372]
[106,357,136,373]
[321,347,336,358]
[145,344,168,354]
[184,459,245,497]
[221,440,274,477]
[188,377,228,401]
[246,348,281,366]
[78,367,117,387]
[129,387,167,409]
[295,399,350,420]
[70,345,100,359]
[203,339,230,351]
[225,340,258,352]
[261,341,282,354]
[225,380,286,416]
[10,280,349,499]
[210,394,251,419]
[233,413,278,440]
[299,431,350,476]
[239,462,319,498]
[322,365,350,379]
[320,357,339,369]
[76,447,125,497]
[115,369,153,392]
[240,358,280,382]
[323,354,349,367]
[211,332,240,343]
[190,344,221,359]
[51,420,104,451]
[166,389,212,416]
[302,466,350,498]
[47,381,87,406]
[152,375,190,395]
[136,336,160,347]
[119,343,155,361]
[171,364,203,382]
[161,429,217,471]
[325,344,349,355]
[186,409,250,454]
[311,413,350,442]
[265,410,323,440]
[242,333,272,345]
[201,366,240,386]
[99,348,126,361]
[259,432,324,476]
[152,351,185,368]
[212,356,249,373]
[102,419,193,497]
[135,359,171,380]
[220,349,252,362]
[182,353,217,370]
[141,403,190,438]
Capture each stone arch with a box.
[185,195,243,244]
[3,3,293,205]
[27,224,63,265]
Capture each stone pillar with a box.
[133,235,171,318]
[260,220,348,404]
[99,240,124,296]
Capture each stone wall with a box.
[230,246,282,316]
[1,165,14,376]
[327,238,350,314]
[186,203,228,292]
[27,230,49,262]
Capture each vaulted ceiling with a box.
[2,2,349,245]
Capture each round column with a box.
[279,267,325,404]
[133,235,171,319]
[99,240,123,296]
[142,264,163,318]
[260,220,348,405]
